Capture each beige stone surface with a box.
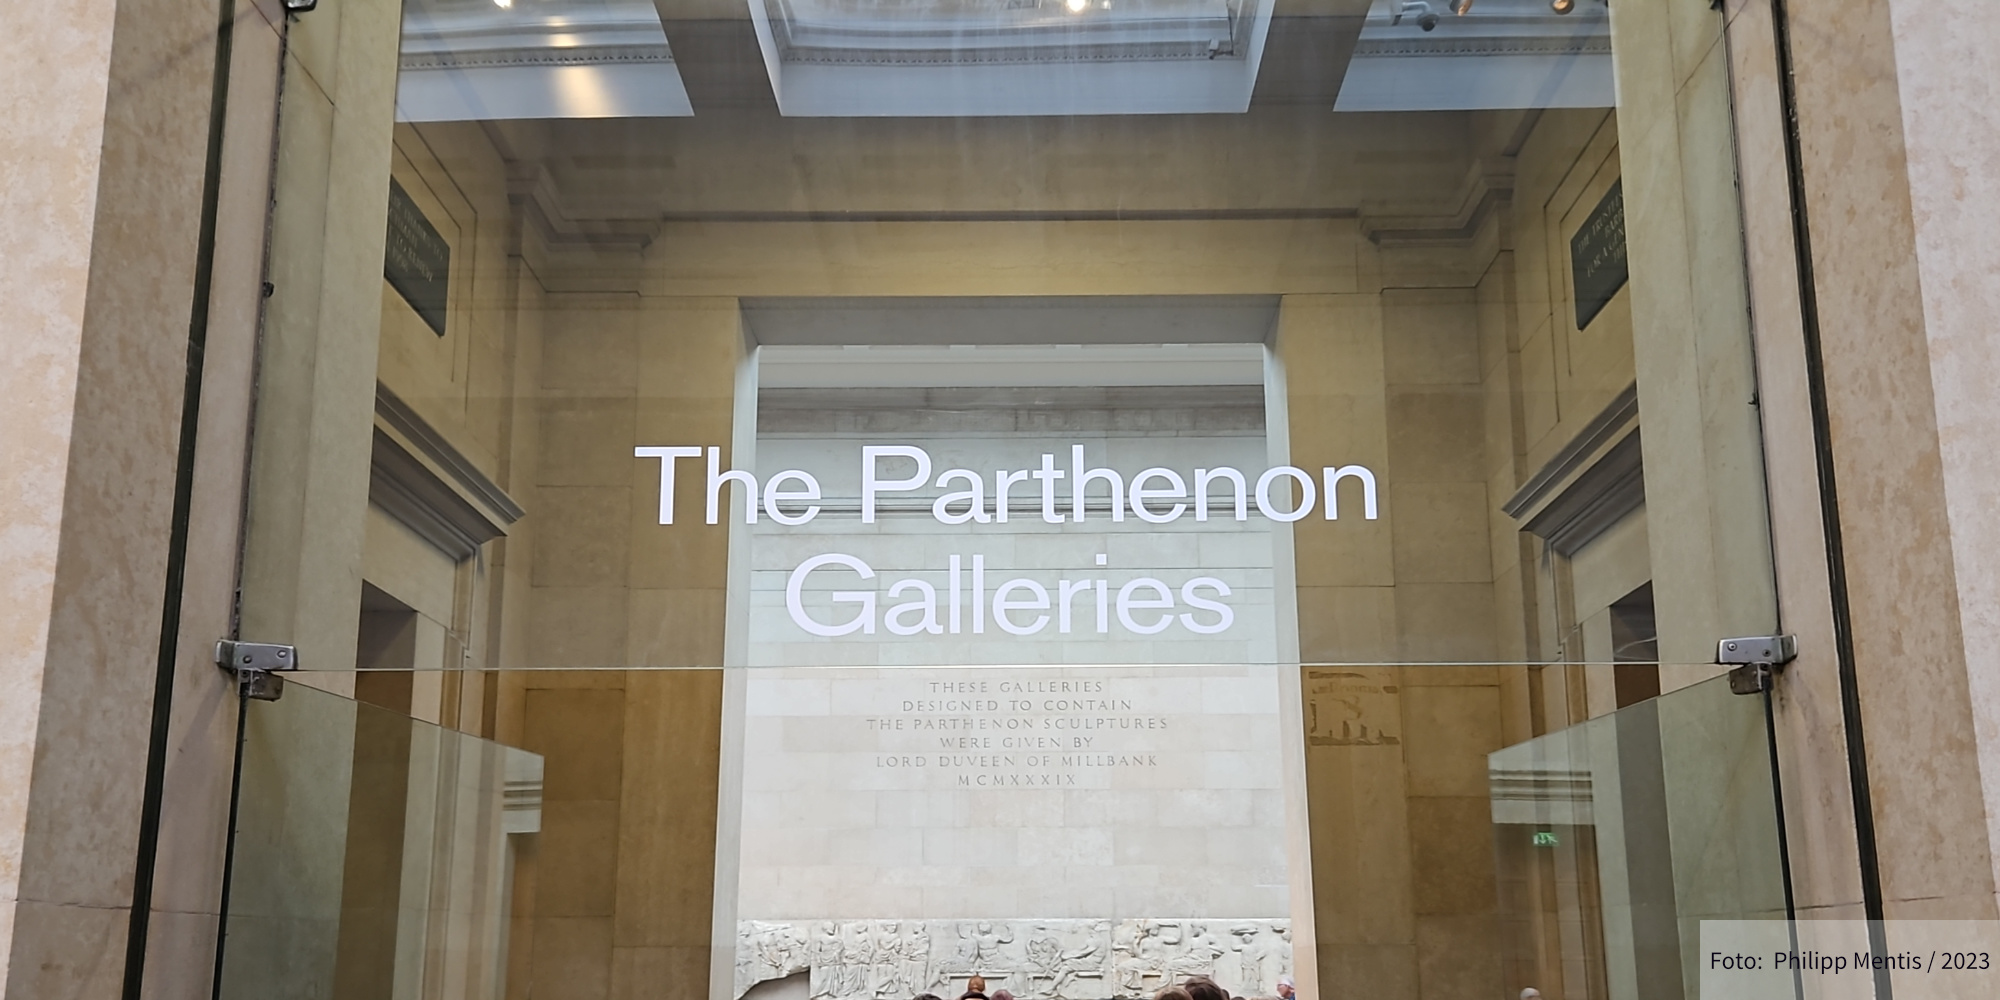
[1717,0,1866,916]
[144,13,290,995]
[236,0,405,678]
[1889,0,2000,917]
[615,671,725,948]
[538,800,623,918]
[1610,0,1778,670]
[528,916,615,1000]
[0,0,265,984]
[1786,0,1999,916]
[613,219,1364,299]
[1296,587,1397,664]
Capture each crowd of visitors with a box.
[906,973,1297,1000]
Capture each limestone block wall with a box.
[506,294,739,1000]
[1282,287,1510,1000]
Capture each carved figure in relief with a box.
[840,922,875,997]
[735,922,807,999]
[937,921,981,983]
[810,922,844,1000]
[973,920,1016,974]
[872,921,908,998]
[1229,923,1292,996]
[1163,922,1223,980]
[1026,926,1064,989]
[738,918,1287,1000]
[904,922,934,995]
[1229,925,1262,994]
[1050,923,1106,998]
[1273,924,1292,984]
[1113,921,1166,995]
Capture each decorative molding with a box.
[377,385,525,523]
[502,748,544,836]
[507,164,659,251]
[400,43,674,72]
[1520,429,1644,557]
[1501,382,1638,521]
[370,431,504,561]
[1360,160,1515,247]
[1488,766,1595,826]
[1350,35,1612,59]
[371,385,523,561]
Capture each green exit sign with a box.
[1532,831,1560,848]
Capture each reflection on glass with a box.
[1337,0,1612,110]
[752,0,1276,114]
[1489,675,1789,1000]
[216,682,543,999]
[397,0,693,121]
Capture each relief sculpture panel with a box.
[736,919,1292,1000]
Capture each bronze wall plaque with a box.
[384,177,450,337]
[1570,179,1628,330]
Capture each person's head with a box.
[1275,976,1295,999]
[1155,988,1194,1000]
[991,991,1014,1000]
[1184,976,1230,1000]
[913,995,943,1000]
[967,977,987,995]
[1520,991,1542,1000]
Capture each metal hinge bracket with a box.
[1717,634,1798,695]
[215,640,300,701]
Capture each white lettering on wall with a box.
[638,443,1378,527]
[784,555,1246,638]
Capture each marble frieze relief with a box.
[736,918,1293,1000]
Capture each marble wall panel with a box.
[1,0,285,979]
[1889,0,2000,917]
[1783,0,1999,916]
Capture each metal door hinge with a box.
[1718,634,1798,695]
[216,640,299,701]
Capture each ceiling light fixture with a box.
[1067,0,1089,12]
[1391,1,1441,31]
[1454,0,1474,13]
[494,0,513,7]
[1550,0,1575,12]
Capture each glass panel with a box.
[1490,674,1791,1000]
[216,680,542,999]
[221,0,1794,997]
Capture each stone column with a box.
[0,0,229,991]
[1608,0,1780,682]
[234,0,406,685]
[1770,0,2000,923]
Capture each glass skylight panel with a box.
[1333,0,1614,112]
[749,0,1276,116]
[397,0,693,121]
